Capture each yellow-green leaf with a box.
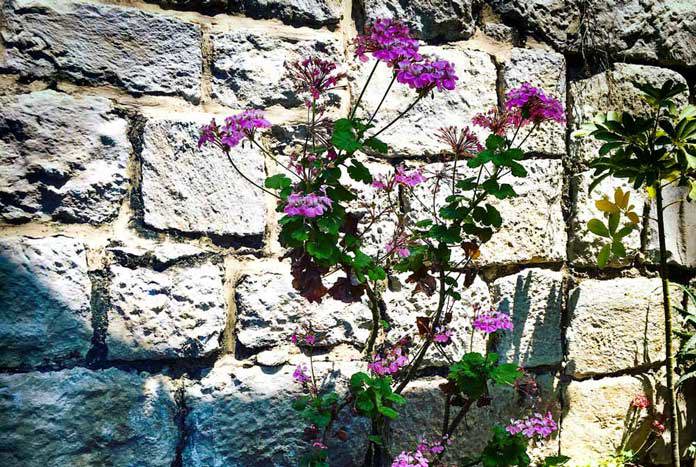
[597,244,611,268]
[595,198,619,214]
[588,218,611,237]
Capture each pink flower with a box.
[392,450,429,467]
[472,310,513,334]
[472,107,524,136]
[385,233,410,258]
[631,394,650,409]
[354,18,420,65]
[396,56,458,92]
[506,412,558,439]
[505,82,565,125]
[312,441,328,449]
[289,56,346,102]
[284,191,333,218]
[432,327,452,344]
[368,345,409,376]
[197,109,271,150]
[436,126,483,159]
[305,334,316,346]
[293,364,311,384]
[394,165,425,187]
[372,177,388,190]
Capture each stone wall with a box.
[0,0,695,466]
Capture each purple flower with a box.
[289,56,346,102]
[432,327,452,344]
[396,57,458,92]
[506,412,558,439]
[472,107,524,136]
[368,345,409,376]
[436,126,483,159]
[197,109,271,151]
[284,191,333,218]
[505,83,565,125]
[354,18,420,65]
[293,364,311,384]
[391,450,429,467]
[385,233,410,258]
[394,165,425,187]
[472,310,513,334]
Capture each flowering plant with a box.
[199,18,566,467]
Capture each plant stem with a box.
[367,74,396,127]
[225,151,280,199]
[371,94,424,140]
[365,283,381,355]
[351,61,379,120]
[655,183,681,467]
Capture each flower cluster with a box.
[631,394,650,409]
[436,126,483,159]
[472,310,514,334]
[392,436,451,467]
[472,107,523,136]
[394,165,426,187]
[396,57,458,92]
[505,83,565,125]
[391,450,429,467]
[293,363,311,384]
[368,344,409,376]
[289,56,346,103]
[354,18,420,64]
[432,326,453,344]
[506,412,558,438]
[291,324,320,347]
[284,191,333,218]
[198,110,271,150]
[385,232,410,258]
[355,18,457,93]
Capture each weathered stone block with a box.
[0,90,129,224]
[361,0,477,42]
[0,236,92,369]
[561,374,657,464]
[350,46,497,157]
[568,171,644,267]
[211,29,344,109]
[645,185,696,268]
[490,268,564,368]
[501,47,566,155]
[0,367,179,467]
[107,262,227,360]
[183,357,366,466]
[569,63,688,166]
[140,114,266,239]
[1,0,202,101]
[235,265,371,350]
[566,277,676,377]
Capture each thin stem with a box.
[225,151,280,199]
[367,73,396,127]
[371,94,425,140]
[351,60,379,120]
[655,183,681,467]
[365,283,382,355]
[250,139,302,180]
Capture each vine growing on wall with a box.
[199,18,568,467]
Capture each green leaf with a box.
[543,455,571,466]
[368,435,383,445]
[364,137,388,154]
[377,406,399,420]
[597,243,611,268]
[490,363,523,386]
[265,173,292,190]
[587,218,610,237]
[615,225,635,239]
[350,372,371,391]
[608,212,620,235]
[347,160,373,184]
[485,134,506,150]
[332,119,362,153]
[611,240,627,258]
[509,160,527,177]
[292,396,309,411]
[356,391,374,413]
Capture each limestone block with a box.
[490,268,564,368]
[107,262,228,360]
[1,0,202,101]
[140,114,266,239]
[0,236,92,368]
[0,90,129,224]
[645,185,696,268]
[0,367,179,467]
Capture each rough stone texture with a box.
[107,262,227,360]
[351,46,497,157]
[211,29,343,109]
[1,0,202,102]
[0,90,129,224]
[408,159,566,266]
[235,266,372,350]
[645,185,696,268]
[489,0,696,68]
[501,47,567,155]
[0,236,92,369]
[140,114,266,239]
[0,367,179,467]
[569,63,689,166]
[183,357,366,466]
[490,268,564,368]
[568,170,644,267]
[360,0,477,42]
[561,374,658,464]
[108,242,207,269]
[566,277,676,377]
[394,374,561,462]
[383,275,491,366]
